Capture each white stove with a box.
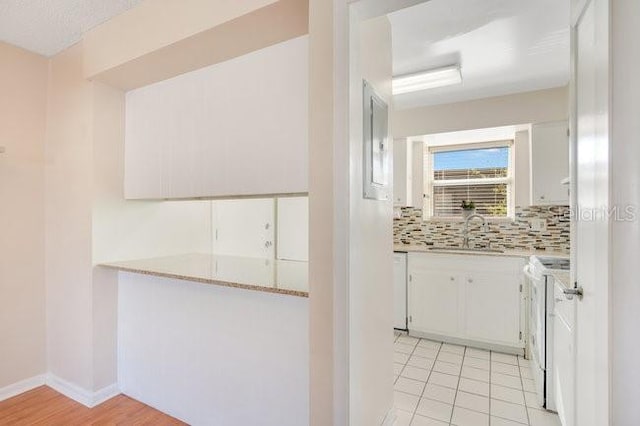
[524,255,570,412]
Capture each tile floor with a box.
[393,333,562,426]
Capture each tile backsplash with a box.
[394,205,570,253]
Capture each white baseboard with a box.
[0,374,46,402]
[92,383,120,406]
[45,374,120,408]
[381,407,397,426]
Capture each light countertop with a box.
[394,243,569,259]
[100,253,308,298]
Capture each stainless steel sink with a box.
[428,247,505,254]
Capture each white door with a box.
[554,281,576,426]
[570,0,611,425]
[408,270,460,336]
[464,271,522,347]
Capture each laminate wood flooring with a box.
[0,386,186,425]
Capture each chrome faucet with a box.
[462,213,489,248]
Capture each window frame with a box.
[423,140,515,221]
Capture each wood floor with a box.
[0,386,186,425]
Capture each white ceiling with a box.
[0,0,143,57]
[388,0,570,109]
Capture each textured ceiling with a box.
[388,0,570,109]
[0,0,144,56]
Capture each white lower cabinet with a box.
[410,270,460,336]
[408,253,525,350]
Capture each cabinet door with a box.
[212,199,275,259]
[124,36,308,199]
[409,270,460,336]
[531,121,570,205]
[464,271,522,346]
[393,138,408,206]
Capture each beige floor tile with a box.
[490,399,529,424]
[458,377,490,396]
[491,372,523,389]
[491,384,526,405]
[461,365,490,382]
[428,371,460,389]
[394,390,420,413]
[423,383,456,404]
[395,377,426,396]
[454,391,489,414]
[433,360,462,376]
[402,365,431,382]
[411,414,449,426]
[415,398,453,423]
[451,406,489,426]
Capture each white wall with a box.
[348,14,394,426]
[611,0,640,423]
[118,272,309,425]
[0,42,47,391]
[394,86,569,138]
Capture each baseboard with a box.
[381,407,397,426]
[408,330,525,356]
[92,383,120,406]
[45,374,120,408]
[0,374,46,402]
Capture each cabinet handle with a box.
[450,277,455,281]
[468,278,473,283]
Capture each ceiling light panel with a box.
[392,65,462,95]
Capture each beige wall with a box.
[0,42,48,389]
[394,86,569,138]
[349,15,394,425]
[83,0,308,90]
[83,0,276,79]
[44,43,95,390]
[45,48,216,394]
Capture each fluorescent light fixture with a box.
[392,65,462,95]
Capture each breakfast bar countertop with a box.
[100,253,309,298]
[393,243,570,259]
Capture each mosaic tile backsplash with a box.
[394,205,571,253]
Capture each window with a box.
[424,141,514,219]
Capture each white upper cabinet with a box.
[393,139,424,208]
[393,138,410,206]
[124,36,309,199]
[530,121,570,205]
